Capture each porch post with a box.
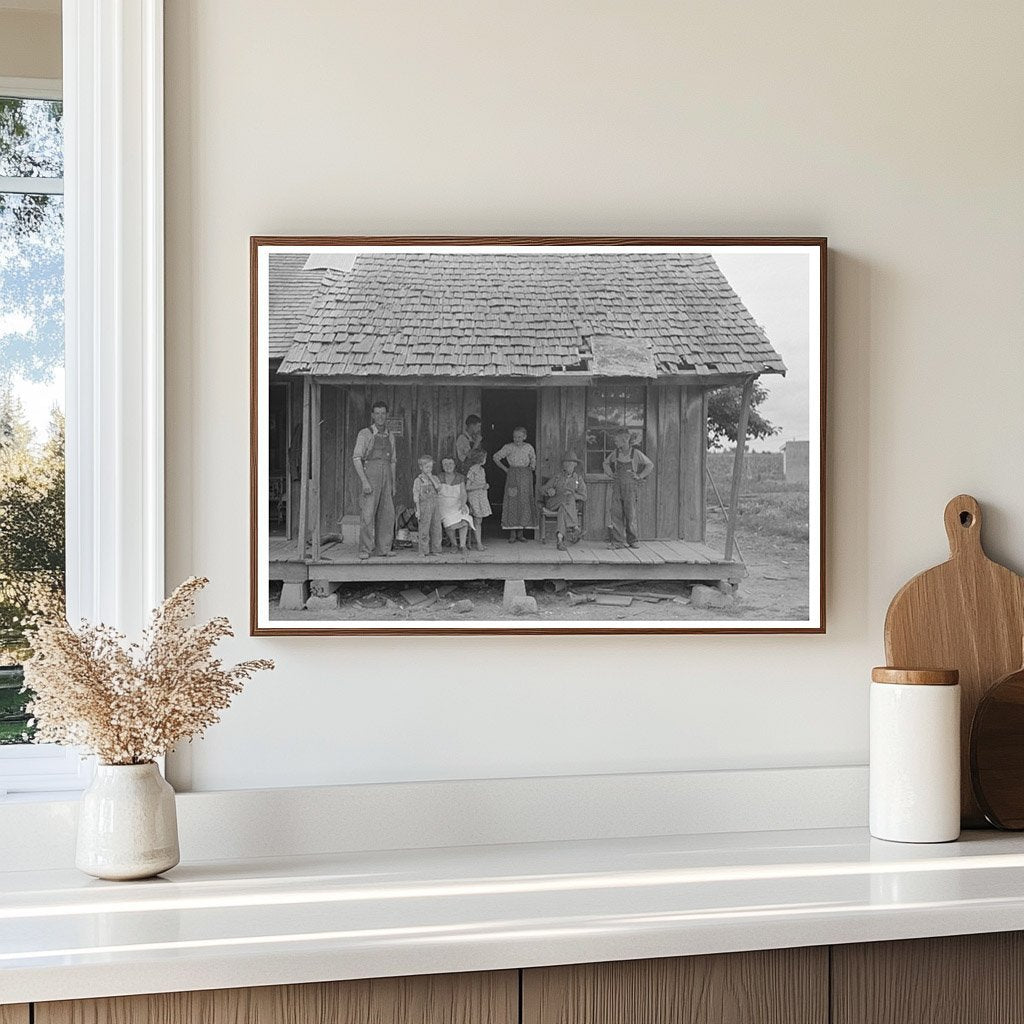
[310,380,322,562]
[296,376,311,560]
[724,376,755,562]
[284,385,293,538]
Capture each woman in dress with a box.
[437,456,474,554]
[463,447,491,551]
[493,426,537,543]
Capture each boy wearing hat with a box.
[540,451,588,551]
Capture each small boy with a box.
[412,455,443,556]
[602,428,653,549]
[540,450,587,551]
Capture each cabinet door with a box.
[832,932,1024,1024]
[36,971,517,1024]
[0,1007,30,1024]
[523,949,828,1024]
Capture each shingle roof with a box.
[278,252,786,379]
[268,254,328,359]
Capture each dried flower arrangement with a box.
[23,577,273,765]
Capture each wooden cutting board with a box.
[884,494,1024,826]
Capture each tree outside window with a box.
[0,94,65,744]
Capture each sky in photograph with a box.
[711,251,812,452]
[3,247,812,451]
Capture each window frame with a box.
[584,384,648,480]
[0,77,64,194]
[0,0,165,797]
[0,76,79,795]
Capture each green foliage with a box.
[707,381,779,451]
[0,392,65,667]
[0,665,31,743]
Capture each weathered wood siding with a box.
[309,381,707,542]
[329,384,483,523]
[535,384,706,542]
[318,384,345,539]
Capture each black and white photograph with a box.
[251,238,824,634]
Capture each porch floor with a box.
[269,536,745,584]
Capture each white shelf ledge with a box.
[5,826,1024,1004]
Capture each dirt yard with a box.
[268,484,811,624]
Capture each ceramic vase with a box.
[76,762,180,880]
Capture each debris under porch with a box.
[269,536,746,592]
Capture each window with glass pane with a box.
[585,386,646,474]
[0,95,64,745]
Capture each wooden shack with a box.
[267,251,785,587]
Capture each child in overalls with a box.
[602,428,653,549]
[412,455,443,556]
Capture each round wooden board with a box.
[971,664,1024,829]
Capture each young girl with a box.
[463,447,491,551]
[494,426,537,543]
[437,456,474,554]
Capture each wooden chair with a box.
[538,498,585,545]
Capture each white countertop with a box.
[4,826,1024,1005]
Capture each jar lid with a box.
[871,667,959,686]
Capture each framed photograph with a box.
[250,237,826,635]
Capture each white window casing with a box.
[0,1,165,796]
[63,0,164,634]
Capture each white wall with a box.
[164,0,1024,791]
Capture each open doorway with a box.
[481,388,538,536]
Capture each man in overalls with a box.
[352,400,397,559]
[602,428,653,549]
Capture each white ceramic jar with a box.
[76,762,180,880]
[870,667,961,843]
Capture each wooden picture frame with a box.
[250,236,827,635]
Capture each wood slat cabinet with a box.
[34,971,517,1024]
[14,933,1024,1024]
[522,948,828,1024]
[831,932,1024,1024]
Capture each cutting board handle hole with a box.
[960,511,974,527]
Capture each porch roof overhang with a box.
[299,369,779,389]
